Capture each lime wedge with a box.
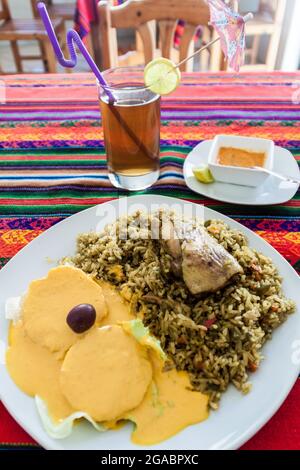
[144,58,181,96]
[193,166,215,184]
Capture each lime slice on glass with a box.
[193,166,215,184]
[144,58,181,96]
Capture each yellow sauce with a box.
[125,353,209,445]
[97,280,134,325]
[60,326,152,422]
[217,147,266,168]
[22,266,107,357]
[6,323,75,421]
[6,268,209,444]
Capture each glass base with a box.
[108,170,159,191]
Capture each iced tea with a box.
[99,72,161,191]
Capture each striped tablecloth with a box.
[0,72,299,450]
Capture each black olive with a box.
[66,304,96,334]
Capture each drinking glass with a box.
[98,67,161,191]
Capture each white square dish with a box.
[208,135,274,187]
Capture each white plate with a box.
[183,140,300,205]
[0,195,299,450]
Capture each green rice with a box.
[71,211,295,409]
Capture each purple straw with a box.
[37,2,115,102]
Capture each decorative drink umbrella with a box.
[207,0,253,72]
[175,0,253,73]
[144,1,254,95]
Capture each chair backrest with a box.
[0,0,10,21]
[30,0,52,18]
[98,0,211,71]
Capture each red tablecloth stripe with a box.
[0,403,36,446]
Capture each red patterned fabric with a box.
[74,0,98,38]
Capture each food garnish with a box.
[193,166,215,184]
[144,58,181,96]
[66,303,96,334]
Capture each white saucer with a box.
[183,140,299,206]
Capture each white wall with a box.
[7,0,75,18]
[7,0,34,18]
[238,0,300,70]
[277,0,300,70]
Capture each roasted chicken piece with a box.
[160,217,242,294]
[181,227,242,294]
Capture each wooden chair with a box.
[98,0,223,72]
[31,0,97,63]
[31,1,74,24]
[0,0,65,73]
